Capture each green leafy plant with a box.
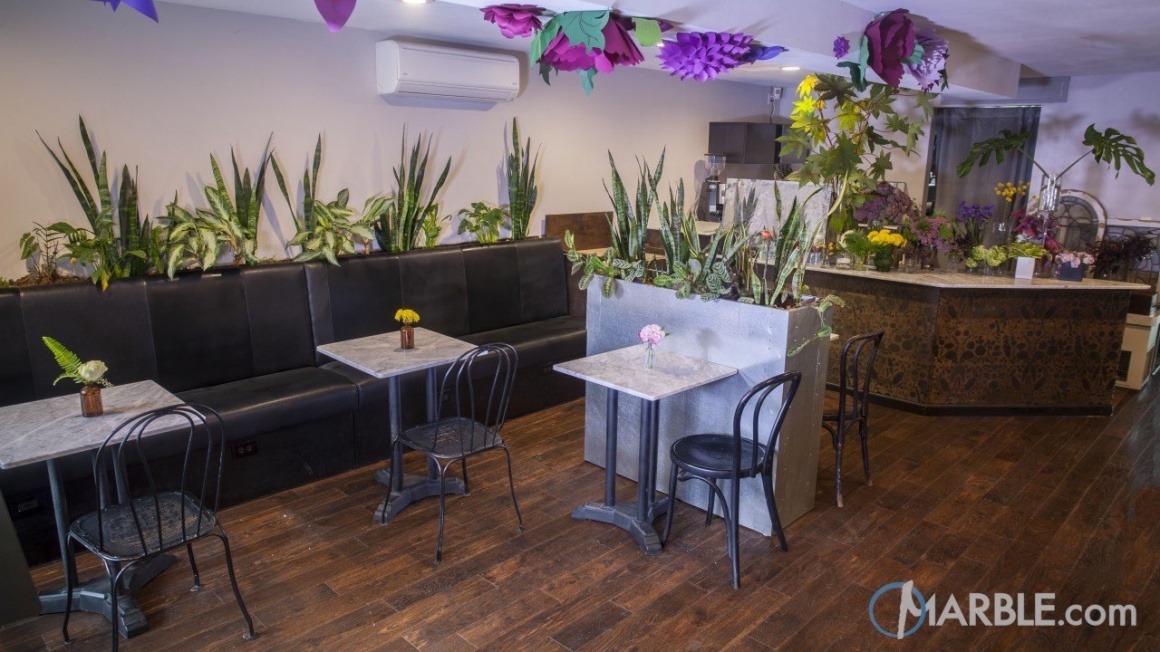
[606,150,663,263]
[373,130,451,253]
[956,124,1156,185]
[161,196,223,278]
[42,336,111,387]
[653,224,747,300]
[655,179,696,276]
[287,190,374,265]
[455,202,509,244]
[37,117,157,288]
[420,211,442,248]
[507,118,540,240]
[779,74,934,238]
[198,139,273,265]
[272,135,323,240]
[19,222,69,281]
[741,186,825,308]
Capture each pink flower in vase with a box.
[639,324,667,346]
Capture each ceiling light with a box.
[400,0,432,4]
[780,66,801,72]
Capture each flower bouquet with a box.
[1055,250,1094,282]
[639,323,668,369]
[966,245,1009,276]
[866,229,907,271]
[42,336,111,417]
[395,308,420,350]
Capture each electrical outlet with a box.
[769,86,784,102]
[234,440,258,458]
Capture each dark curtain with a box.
[928,106,1041,217]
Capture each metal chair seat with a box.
[399,417,504,459]
[70,491,216,561]
[670,435,767,479]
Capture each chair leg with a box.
[500,446,524,533]
[834,429,845,508]
[662,462,679,545]
[213,529,256,640]
[436,463,448,564]
[186,542,201,591]
[730,481,741,589]
[61,537,75,644]
[108,561,122,652]
[705,479,718,526]
[461,458,470,496]
[859,420,873,487]
[761,471,788,551]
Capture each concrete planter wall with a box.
[583,279,832,535]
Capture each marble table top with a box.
[807,266,1152,291]
[316,327,476,380]
[554,345,737,402]
[0,380,183,470]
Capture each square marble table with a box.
[317,328,477,523]
[0,380,183,638]
[554,346,737,554]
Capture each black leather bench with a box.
[0,238,584,564]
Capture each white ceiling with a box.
[159,0,1160,83]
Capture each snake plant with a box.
[201,138,272,265]
[373,130,451,253]
[507,118,540,240]
[272,135,322,235]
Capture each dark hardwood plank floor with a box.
[2,384,1158,651]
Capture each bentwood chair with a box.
[62,405,255,650]
[822,330,885,507]
[662,371,802,589]
[397,343,524,563]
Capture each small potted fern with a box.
[42,336,112,417]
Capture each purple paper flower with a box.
[833,35,850,59]
[314,0,356,32]
[658,32,755,81]
[743,44,788,63]
[481,4,546,39]
[91,0,159,22]
[864,9,916,88]
[906,27,948,90]
[541,15,643,73]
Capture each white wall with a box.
[1033,71,1160,222]
[0,0,771,279]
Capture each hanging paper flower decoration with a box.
[907,27,949,91]
[657,32,785,81]
[835,8,948,92]
[541,15,643,73]
[314,0,357,33]
[90,0,159,22]
[482,4,546,39]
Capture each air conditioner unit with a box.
[376,40,520,103]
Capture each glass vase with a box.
[400,324,415,350]
[1038,174,1062,214]
[80,386,103,418]
[644,343,654,369]
[872,248,895,272]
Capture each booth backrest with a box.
[240,264,317,376]
[19,280,158,399]
[516,238,569,323]
[0,291,35,406]
[304,255,403,361]
[463,243,523,334]
[398,248,471,336]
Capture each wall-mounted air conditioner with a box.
[376,40,520,103]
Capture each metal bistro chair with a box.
[822,330,885,507]
[62,405,255,650]
[662,371,802,589]
[397,343,524,563]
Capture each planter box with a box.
[583,279,832,535]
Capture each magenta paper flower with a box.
[833,35,850,59]
[906,27,948,90]
[314,0,356,32]
[658,32,755,81]
[481,4,546,39]
[541,15,643,74]
[864,9,916,88]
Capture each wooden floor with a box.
[3,384,1159,651]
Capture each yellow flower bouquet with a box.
[866,229,907,271]
[395,308,420,349]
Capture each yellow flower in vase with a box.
[394,308,420,325]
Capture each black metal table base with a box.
[373,469,467,524]
[572,498,669,555]
[37,554,176,639]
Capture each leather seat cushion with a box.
[177,367,358,442]
[462,316,586,368]
[321,361,391,407]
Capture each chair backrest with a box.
[836,330,885,423]
[89,404,226,556]
[436,343,519,455]
[733,371,802,474]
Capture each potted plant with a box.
[865,229,907,271]
[453,202,509,244]
[1091,232,1154,281]
[42,336,111,417]
[1055,251,1094,282]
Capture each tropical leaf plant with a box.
[288,189,375,265]
[19,222,69,281]
[652,225,747,301]
[272,135,322,234]
[37,118,157,288]
[454,202,509,244]
[956,124,1155,185]
[373,130,451,253]
[420,210,442,248]
[654,179,696,275]
[605,149,664,263]
[161,195,223,278]
[507,118,540,240]
[201,138,273,265]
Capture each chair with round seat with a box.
[661,371,802,589]
[822,330,885,507]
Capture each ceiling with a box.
[158,0,1160,85]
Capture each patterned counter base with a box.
[806,270,1135,415]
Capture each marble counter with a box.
[807,266,1152,291]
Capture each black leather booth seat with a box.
[0,238,583,564]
